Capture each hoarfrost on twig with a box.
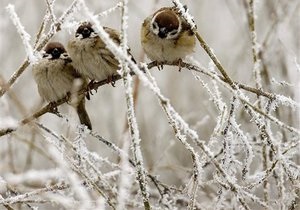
[6,4,38,63]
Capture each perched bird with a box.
[32,42,92,130]
[67,22,133,84]
[141,7,196,64]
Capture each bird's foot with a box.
[107,75,116,87]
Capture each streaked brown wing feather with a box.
[103,27,136,64]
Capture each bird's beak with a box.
[158,27,168,38]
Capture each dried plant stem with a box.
[262,144,268,203]
[245,2,270,203]
[194,33,236,88]
[90,130,201,208]
[141,64,251,209]
[245,5,276,201]
[120,1,150,209]
[60,135,116,196]
[248,141,299,190]
[192,30,298,136]
[173,1,297,173]
[188,61,299,135]
[188,176,199,210]
[45,0,56,24]
[0,183,67,206]
[35,123,116,209]
[240,98,300,135]
[91,127,217,209]
[150,61,275,99]
[245,0,262,89]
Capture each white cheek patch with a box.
[152,27,159,35]
[61,53,70,59]
[76,33,83,39]
[43,53,52,59]
[177,18,182,35]
[166,29,179,39]
[90,32,98,38]
[150,15,159,35]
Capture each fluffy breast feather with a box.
[32,58,78,102]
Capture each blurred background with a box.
[0,0,299,209]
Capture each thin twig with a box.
[119,0,150,209]
[35,122,116,209]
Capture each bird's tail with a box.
[76,99,92,130]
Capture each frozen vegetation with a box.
[0,0,299,209]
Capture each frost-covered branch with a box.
[144,67,202,210]
[96,2,123,17]
[45,0,57,25]
[172,0,196,30]
[0,182,68,206]
[6,4,37,64]
[240,98,300,135]
[245,0,262,91]
[35,122,116,209]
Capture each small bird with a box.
[141,7,196,64]
[32,42,92,130]
[67,22,133,84]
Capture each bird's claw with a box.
[107,75,116,87]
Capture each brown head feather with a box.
[154,10,179,31]
[44,42,66,54]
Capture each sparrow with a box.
[141,7,196,64]
[32,42,92,130]
[67,22,134,85]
